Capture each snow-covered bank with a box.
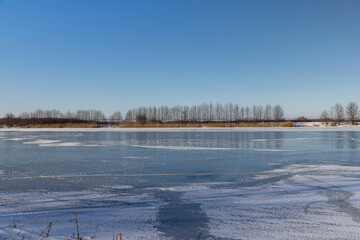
[1,126,360,132]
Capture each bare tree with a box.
[209,103,214,121]
[346,102,359,125]
[182,106,189,122]
[136,114,147,125]
[245,106,250,121]
[19,112,30,119]
[329,106,334,120]
[229,103,234,121]
[320,111,329,123]
[233,104,240,121]
[273,105,284,122]
[252,105,257,121]
[240,107,245,121]
[333,103,344,124]
[264,104,272,121]
[256,105,264,121]
[125,110,133,122]
[4,113,15,127]
[4,102,289,127]
[110,111,123,123]
[65,111,74,119]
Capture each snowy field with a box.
[1,130,360,239]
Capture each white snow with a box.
[100,185,133,190]
[252,149,298,152]
[0,191,163,240]
[38,142,101,147]
[130,145,238,150]
[253,138,320,142]
[130,145,298,151]
[2,161,360,239]
[23,140,61,144]
[296,122,360,128]
[123,156,150,159]
[254,164,360,180]
[166,164,360,240]
[3,138,30,141]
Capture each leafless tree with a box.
[234,104,240,121]
[125,110,133,122]
[329,106,334,120]
[333,103,344,124]
[110,111,123,122]
[240,107,245,121]
[346,102,359,125]
[136,114,147,125]
[252,105,257,121]
[273,105,284,122]
[256,105,264,121]
[209,103,214,121]
[65,111,74,119]
[264,104,272,121]
[2,103,287,126]
[19,112,30,119]
[245,106,250,121]
[4,113,15,127]
[320,111,329,122]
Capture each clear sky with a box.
[0,0,359,119]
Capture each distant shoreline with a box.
[1,126,360,132]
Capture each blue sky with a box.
[0,0,359,119]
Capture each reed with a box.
[32,123,98,128]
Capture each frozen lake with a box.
[1,129,360,239]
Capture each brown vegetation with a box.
[115,122,203,128]
[113,121,294,128]
[32,123,98,128]
[278,121,294,127]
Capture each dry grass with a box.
[32,123,98,128]
[235,122,273,127]
[115,121,295,128]
[202,122,233,127]
[115,122,203,128]
[278,121,295,127]
[30,121,295,128]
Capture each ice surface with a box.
[4,138,30,141]
[130,144,237,150]
[23,140,61,144]
[253,138,320,142]
[38,142,101,147]
[2,165,360,239]
[252,149,297,152]
[123,156,150,159]
[131,145,298,152]
[254,164,360,180]
[0,191,163,240]
[2,130,360,239]
[177,165,360,240]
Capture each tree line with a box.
[1,109,109,127]
[3,102,360,127]
[0,103,285,127]
[124,103,284,123]
[320,102,360,125]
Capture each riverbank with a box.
[1,126,360,132]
